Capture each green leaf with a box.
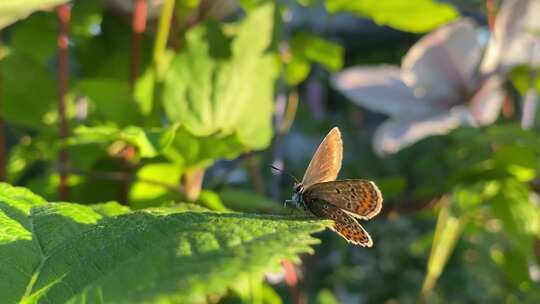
[162,3,277,150]
[490,179,540,245]
[162,124,245,170]
[134,68,156,117]
[90,201,131,217]
[9,13,57,63]
[129,162,183,208]
[77,78,141,126]
[490,245,531,290]
[0,0,68,29]
[284,55,311,86]
[290,33,344,72]
[70,0,104,39]
[238,0,269,11]
[316,289,339,304]
[71,124,177,158]
[7,135,56,183]
[0,183,329,303]
[1,53,56,129]
[76,14,152,81]
[175,0,201,26]
[510,65,540,95]
[197,190,230,212]
[421,200,465,295]
[326,0,459,33]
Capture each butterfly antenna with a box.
[269,165,299,184]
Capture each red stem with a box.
[485,0,496,32]
[57,4,70,200]
[129,0,148,90]
[282,260,305,304]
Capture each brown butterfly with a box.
[287,127,383,247]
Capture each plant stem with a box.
[282,260,305,304]
[120,0,150,205]
[56,4,71,201]
[279,89,298,134]
[129,0,148,91]
[153,0,175,78]
[182,168,205,201]
[0,32,5,181]
[521,42,539,130]
[246,156,266,195]
[485,0,496,32]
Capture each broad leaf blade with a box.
[0,183,329,303]
[162,3,277,151]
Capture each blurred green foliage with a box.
[0,0,539,303]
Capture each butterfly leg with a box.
[284,199,295,208]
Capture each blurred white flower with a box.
[332,0,540,156]
[481,0,540,73]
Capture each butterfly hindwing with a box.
[306,198,373,247]
[301,127,343,189]
[304,180,383,220]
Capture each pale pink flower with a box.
[332,0,540,156]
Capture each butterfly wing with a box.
[301,127,343,189]
[307,198,373,247]
[303,180,383,220]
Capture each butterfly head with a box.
[293,182,304,194]
[292,182,306,210]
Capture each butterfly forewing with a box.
[303,180,383,220]
[301,127,343,189]
[307,198,373,247]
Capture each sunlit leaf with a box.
[0,0,68,29]
[290,33,344,72]
[422,199,465,295]
[285,55,311,86]
[129,163,183,208]
[0,183,329,303]
[162,125,244,170]
[162,3,277,150]
[326,0,458,33]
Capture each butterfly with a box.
[286,127,383,247]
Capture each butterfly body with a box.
[289,127,383,247]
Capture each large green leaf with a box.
[0,0,68,29]
[162,3,277,150]
[327,0,458,33]
[0,183,329,303]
